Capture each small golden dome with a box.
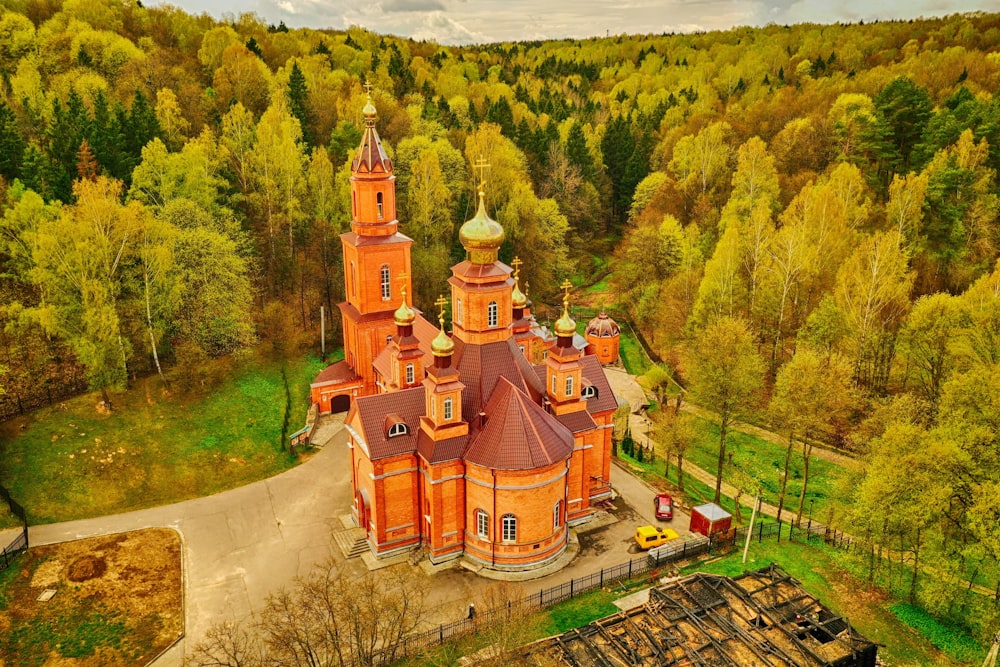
[431,327,454,357]
[363,98,377,119]
[554,279,575,337]
[512,282,527,309]
[459,190,504,264]
[554,309,576,337]
[394,288,415,327]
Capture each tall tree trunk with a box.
[777,431,794,524]
[144,269,168,388]
[714,420,728,504]
[677,453,685,491]
[795,440,812,526]
[910,527,921,604]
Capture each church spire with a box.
[458,156,504,264]
[553,279,577,347]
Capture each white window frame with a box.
[444,397,453,421]
[582,385,597,399]
[551,374,557,394]
[476,509,489,539]
[553,500,562,529]
[456,298,463,325]
[488,301,498,327]
[405,363,415,384]
[502,514,517,543]
[565,375,574,397]
[376,191,384,219]
[387,423,408,438]
[380,264,391,300]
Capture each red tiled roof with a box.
[373,312,438,381]
[453,337,544,422]
[581,355,618,414]
[450,261,512,281]
[416,430,468,464]
[556,410,597,433]
[312,360,360,386]
[340,231,413,247]
[464,377,573,470]
[353,387,424,459]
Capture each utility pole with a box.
[320,306,325,359]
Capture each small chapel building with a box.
[311,97,617,571]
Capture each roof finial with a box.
[561,279,573,310]
[362,80,377,126]
[474,155,490,197]
[434,294,449,331]
[511,256,523,281]
[554,279,576,338]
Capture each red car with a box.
[654,493,674,521]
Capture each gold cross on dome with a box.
[363,80,373,98]
[474,155,490,190]
[511,256,523,280]
[561,279,573,308]
[434,294,449,323]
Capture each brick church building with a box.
[310,97,617,571]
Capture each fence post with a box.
[439,624,443,644]
[570,578,574,599]
[629,559,633,578]
[600,568,604,587]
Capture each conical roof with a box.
[585,311,620,337]
[463,377,573,470]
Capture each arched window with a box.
[488,301,498,327]
[502,514,517,542]
[553,500,563,530]
[352,192,357,218]
[405,363,415,384]
[551,374,557,394]
[565,375,574,397]
[518,345,525,356]
[456,298,463,325]
[582,385,597,399]
[380,264,391,300]
[443,397,453,421]
[350,262,357,297]
[387,422,408,438]
[376,191,384,219]
[385,334,392,345]
[476,509,489,539]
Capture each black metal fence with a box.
[0,376,88,422]
[0,484,28,571]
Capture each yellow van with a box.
[634,525,680,550]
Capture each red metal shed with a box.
[690,503,732,537]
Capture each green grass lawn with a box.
[0,350,326,525]
[683,540,980,666]
[678,416,842,523]
[618,327,652,376]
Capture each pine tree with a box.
[0,100,25,181]
[287,62,315,148]
[566,121,594,181]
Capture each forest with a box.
[0,0,999,643]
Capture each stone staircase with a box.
[333,527,368,559]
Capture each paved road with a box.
[29,416,359,665]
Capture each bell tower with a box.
[339,89,413,394]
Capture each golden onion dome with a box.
[553,279,575,337]
[554,309,576,337]
[431,327,454,357]
[393,288,415,327]
[459,190,504,264]
[512,282,527,309]
[363,98,377,121]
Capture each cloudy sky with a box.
[153,0,999,44]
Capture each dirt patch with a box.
[0,528,183,667]
[67,555,107,582]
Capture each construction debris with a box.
[520,564,878,667]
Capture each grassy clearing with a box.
[683,540,974,667]
[0,350,325,524]
[618,327,652,376]
[680,417,841,522]
[0,529,182,667]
